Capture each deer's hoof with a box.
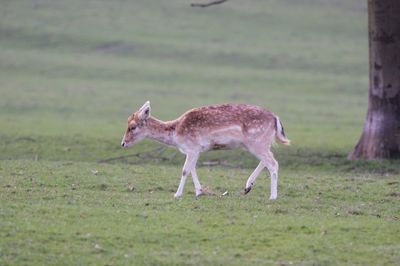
[244,186,252,195]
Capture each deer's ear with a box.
[138,101,151,121]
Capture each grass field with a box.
[1,0,399,265]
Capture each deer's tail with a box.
[275,116,290,145]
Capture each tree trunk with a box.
[348,0,400,160]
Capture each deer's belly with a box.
[200,136,244,152]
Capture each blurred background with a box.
[0,0,368,166]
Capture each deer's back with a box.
[176,103,275,137]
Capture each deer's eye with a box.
[129,125,137,131]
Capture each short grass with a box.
[1,0,399,265]
[1,160,399,265]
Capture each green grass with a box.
[1,160,399,265]
[1,0,399,265]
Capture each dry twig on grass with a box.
[98,146,174,163]
[191,0,228,8]
[201,160,241,168]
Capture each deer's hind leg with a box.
[261,151,279,200]
[246,144,279,200]
[244,161,265,194]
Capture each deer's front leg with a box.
[174,152,199,198]
[191,168,202,197]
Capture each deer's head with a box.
[121,101,151,147]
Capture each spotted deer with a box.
[121,101,290,200]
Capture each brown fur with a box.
[176,104,275,136]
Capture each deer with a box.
[121,101,290,200]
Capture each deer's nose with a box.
[121,141,126,147]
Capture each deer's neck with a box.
[146,117,177,146]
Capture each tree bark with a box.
[348,0,400,160]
